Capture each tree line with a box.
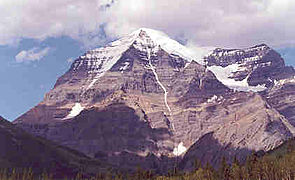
[1,140,295,180]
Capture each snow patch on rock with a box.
[143,37,173,116]
[274,76,295,87]
[173,142,187,156]
[119,62,130,73]
[207,95,218,103]
[208,64,267,92]
[64,103,84,119]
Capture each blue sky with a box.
[0,37,84,121]
[278,48,295,67]
[1,0,295,121]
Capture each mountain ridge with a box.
[13,28,295,171]
[0,116,113,178]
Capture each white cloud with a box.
[0,0,108,47]
[15,47,50,63]
[104,0,295,48]
[1,0,295,48]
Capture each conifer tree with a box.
[219,156,230,180]
[231,156,242,180]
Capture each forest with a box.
[1,138,295,180]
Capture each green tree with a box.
[219,157,230,180]
[231,157,242,180]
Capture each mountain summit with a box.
[55,28,197,90]
[14,28,295,171]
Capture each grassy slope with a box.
[0,116,113,178]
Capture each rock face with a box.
[205,44,295,91]
[264,77,295,128]
[14,28,295,171]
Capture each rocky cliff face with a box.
[205,44,295,91]
[14,28,295,171]
[204,44,295,138]
[263,77,295,128]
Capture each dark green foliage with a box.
[2,139,295,179]
[218,157,231,180]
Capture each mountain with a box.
[0,116,110,178]
[14,28,295,171]
[205,44,295,91]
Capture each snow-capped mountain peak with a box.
[70,28,202,89]
[73,28,199,73]
[131,28,197,61]
[66,28,292,93]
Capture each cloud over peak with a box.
[15,47,50,63]
[1,0,295,48]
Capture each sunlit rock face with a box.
[14,28,295,171]
[205,44,295,91]
[264,77,295,128]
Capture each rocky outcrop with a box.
[263,77,295,129]
[205,44,295,89]
[179,93,292,169]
